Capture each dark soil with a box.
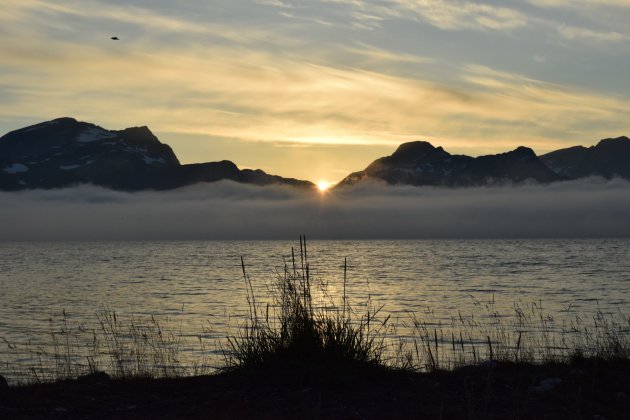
[1,359,629,419]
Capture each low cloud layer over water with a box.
[2,178,630,240]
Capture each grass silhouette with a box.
[223,236,391,372]
[1,237,629,385]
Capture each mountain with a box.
[540,136,630,180]
[3,119,628,192]
[0,118,313,191]
[337,141,559,187]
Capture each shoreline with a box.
[3,358,629,419]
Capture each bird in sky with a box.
[110,36,119,40]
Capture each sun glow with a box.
[317,180,331,193]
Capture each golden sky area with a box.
[1,0,630,182]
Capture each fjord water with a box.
[1,239,629,375]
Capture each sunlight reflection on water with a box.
[1,239,629,378]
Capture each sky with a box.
[1,0,630,183]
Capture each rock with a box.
[532,377,562,393]
[77,371,111,385]
[480,360,498,369]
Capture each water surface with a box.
[1,239,629,377]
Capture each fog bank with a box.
[1,178,630,240]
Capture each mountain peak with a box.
[392,141,437,157]
[119,126,159,145]
[387,141,448,165]
[51,117,78,124]
[595,136,630,148]
[508,146,537,159]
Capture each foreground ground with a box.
[1,359,629,419]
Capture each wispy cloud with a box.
[0,0,296,46]
[342,43,435,66]
[325,0,529,31]
[396,0,528,31]
[255,0,293,8]
[455,65,629,148]
[527,0,630,45]
[557,24,627,43]
[529,0,630,8]
[1,31,628,154]
[324,0,630,46]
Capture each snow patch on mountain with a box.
[21,120,60,133]
[142,155,166,165]
[60,164,83,170]
[3,163,29,174]
[76,127,117,143]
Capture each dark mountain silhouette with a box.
[2,118,628,191]
[540,136,630,180]
[0,118,313,191]
[337,141,559,187]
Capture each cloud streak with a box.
[557,24,627,43]
[2,179,630,240]
[1,30,627,153]
[324,0,529,31]
[529,0,630,9]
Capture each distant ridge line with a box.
[1,117,629,191]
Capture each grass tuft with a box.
[222,236,391,372]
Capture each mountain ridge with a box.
[1,118,629,191]
[539,136,630,180]
[0,118,313,191]
[338,136,630,188]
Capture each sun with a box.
[316,180,331,193]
